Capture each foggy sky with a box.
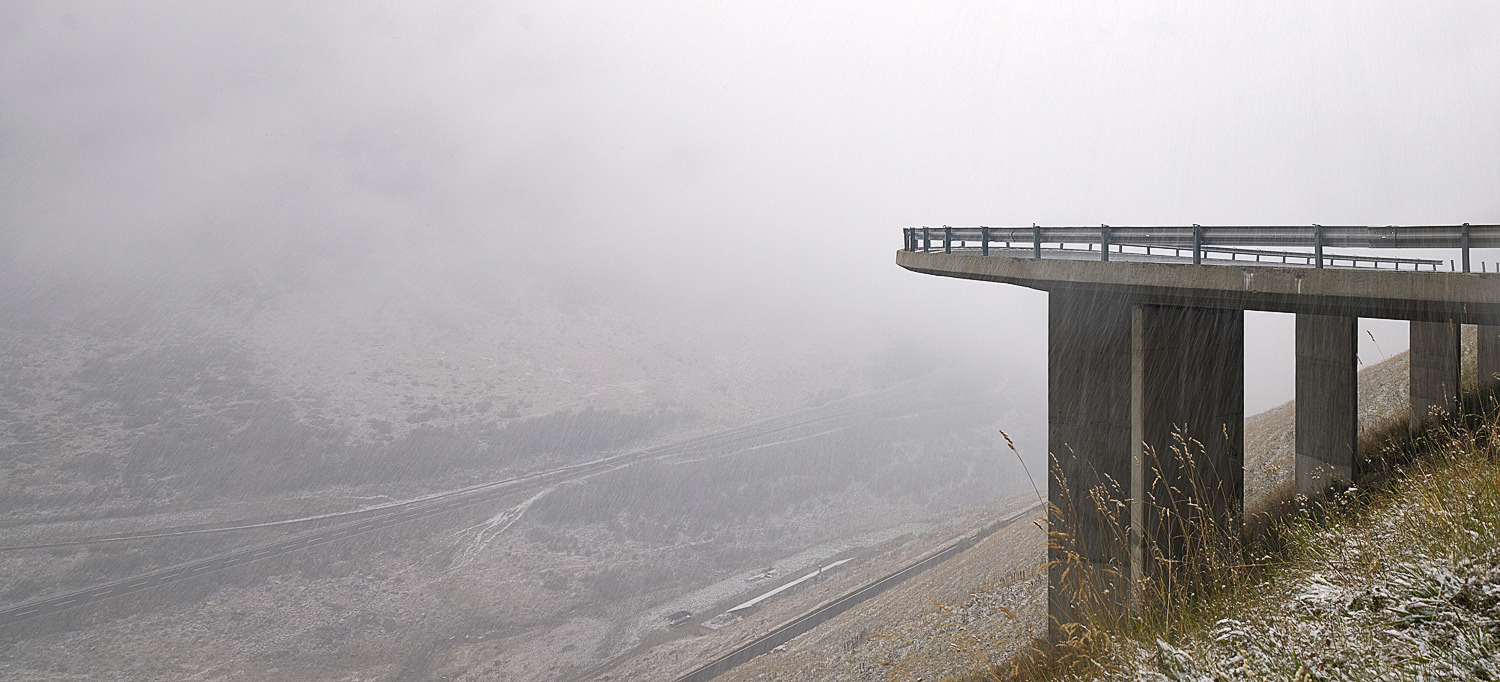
[3,1,1499,413]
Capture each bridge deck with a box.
[896,249,1500,325]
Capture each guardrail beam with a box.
[901,224,1500,260]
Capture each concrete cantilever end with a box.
[896,249,1500,325]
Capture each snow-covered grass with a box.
[1133,421,1500,681]
[1005,410,1500,682]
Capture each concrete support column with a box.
[1410,320,1461,433]
[1130,305,1244,582]
[1479,325,1500,399]
[1046,293,1247,636]
[1047,289,1133,635]
[1294,314,1358,497]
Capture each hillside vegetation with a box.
[999,337,1500,681]
[721,334,1496,682]
[1100,418,1500,680]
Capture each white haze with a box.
[3,1,1499,415]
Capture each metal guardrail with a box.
[901,224,1500,271]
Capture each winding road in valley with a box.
[0,385,945,628]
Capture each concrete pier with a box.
[1479,325,1500,398]
[1410,320,1461,433]
[1047,289,1133,630]
[1130,305,1244,580]
[1294,314,1358,496]
[1048,293,1244,630]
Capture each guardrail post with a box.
[1033,223,1041,259]
[1192,224,1202,265]
[1100,224,1110,262]
[922,227,930,252]
[981,226,990,256]
[903,228,911,251]
[944,225,952,254]
[1313,224,1324,269]
[1463,223,1471,273]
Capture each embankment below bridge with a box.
[688,335,1461,682]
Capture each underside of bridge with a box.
[897,249,1500,636]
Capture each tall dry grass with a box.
[977,388,1500,681]
[1011,427,1253,680]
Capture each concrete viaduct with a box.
[895,224,1500,632]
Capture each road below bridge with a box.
[0,384,945,630]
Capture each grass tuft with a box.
[924,398,1500,681]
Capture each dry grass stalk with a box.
[970,387,1500,681]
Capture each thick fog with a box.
[5,2,1498,414]
[4,4,1500,680]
